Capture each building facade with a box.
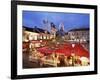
[23,26,52,42]
[66,28,89,43]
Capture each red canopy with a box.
[73,44,89,58]
[37,43,89,58]
[37,46,54,54]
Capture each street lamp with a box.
[72,43,75,48]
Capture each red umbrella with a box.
[55,47,72,56]
[37,46,54,55]
[73,44,89,58]
[55,43,89,58]
[37,43,89,58]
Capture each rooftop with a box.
[69,28,89,32]
[23,26,50,34]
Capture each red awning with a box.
[37,46,54,54]
[73,44,89,58]
[37,43,89,58]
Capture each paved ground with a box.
[23,52,40,68]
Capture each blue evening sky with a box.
[22,11,89,32]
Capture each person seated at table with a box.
[58,54,65,67]
[70,53,79,66]
[67,56,73,66]
[74,56,81,66]
[64,56,69,66]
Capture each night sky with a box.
[22,11,90,32]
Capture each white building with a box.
[66,28,89,43]
[23,26,52,42]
